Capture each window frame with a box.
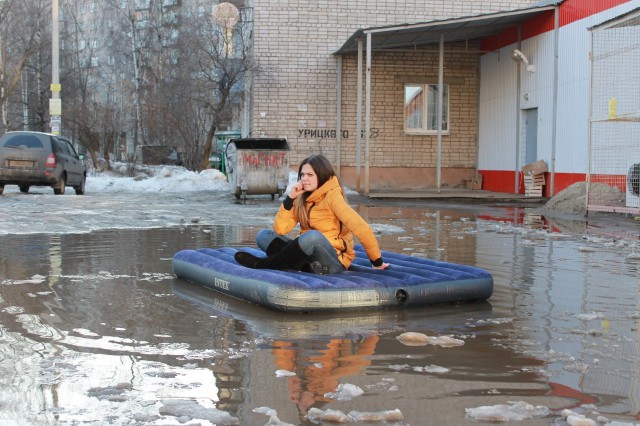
[403,83,450,135]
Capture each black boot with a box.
[235,239,309,270]
[265,237,288,256]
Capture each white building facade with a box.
[478,0,638,196]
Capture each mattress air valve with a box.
[395,289,408,304]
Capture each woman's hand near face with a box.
[289,181,305,199]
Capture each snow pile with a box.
[541,182,625,215]
[88,165,229,193]
[85,162,362,196]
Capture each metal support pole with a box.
[356,38,363,192]
[514,24,522,193]
[50,0,61,135]
[436,34,444,193]
[550,6,560,196]
[336,56,342,176]
[364,32,371,195]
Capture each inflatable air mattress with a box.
[172,245,493,313]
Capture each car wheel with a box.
[54,175,66,195]
[74,175,86,195]
[19,185,30,193]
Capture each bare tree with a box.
[106,1,257,171]
[1,0,257,172]
[0,0,49,131]
[172,4,257,170]
[58,1,114,169]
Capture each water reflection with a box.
[174,281,558,424]
[0,207,639,424]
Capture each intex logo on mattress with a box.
[214,277,230,290]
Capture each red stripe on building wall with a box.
[481,0,630,52]
[478,170,518,193]
[553,172,588,193]
[559,0,630,26]
[480,170,588,196]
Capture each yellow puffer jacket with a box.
[273,176,382,269]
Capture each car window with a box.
[60,139,79,159]
[51,138,65,154]
[2,135,44,148]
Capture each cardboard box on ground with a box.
[522,160,548,176]
[522,160,547,197]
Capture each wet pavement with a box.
[1,189,640,425]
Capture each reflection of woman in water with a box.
[272,335,380,415]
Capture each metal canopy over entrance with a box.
[333,3,559,194]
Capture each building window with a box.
[404,84,449,134]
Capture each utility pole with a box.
[50,0,61,134]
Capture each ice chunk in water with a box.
[465,400,550,422]
[324,383,364,401]
[397,332,464,347]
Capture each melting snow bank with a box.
[465,401,550,422]
[88,166,229,193]
[307,407,405,424]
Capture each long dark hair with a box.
[294,154,342,229]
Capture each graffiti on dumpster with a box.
[298,128,380,139]
[240,152,287,167]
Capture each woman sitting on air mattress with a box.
[235,154,390,274]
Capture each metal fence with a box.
[587,9,640,215]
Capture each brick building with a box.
[247,0,539,192]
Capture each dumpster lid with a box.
[229,138,289,150]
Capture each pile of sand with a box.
[542,182,625,215]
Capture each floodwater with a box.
[1,190,640,425]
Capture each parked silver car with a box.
[0,131,86,195]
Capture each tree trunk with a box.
[199,124,216,171]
